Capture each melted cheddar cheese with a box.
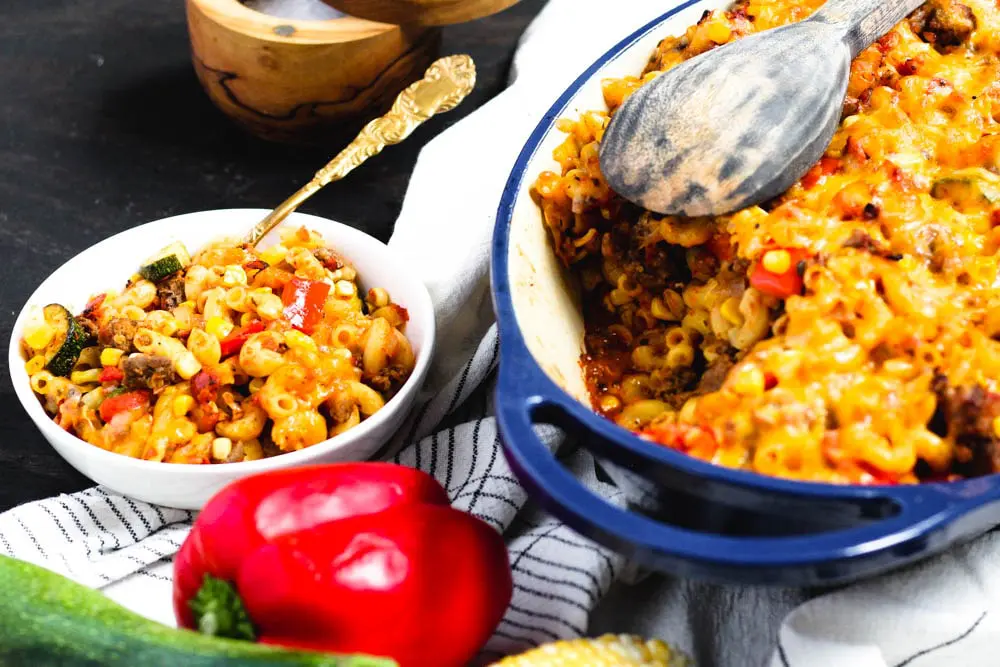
[533,0,1000,484]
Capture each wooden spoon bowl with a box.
[186,0,442,144]
[318,0,522,27]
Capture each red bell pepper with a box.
[99,389,150,422]
[99,366,124,383]
[281,278,330,334]
[173,463,512,667]
[749,248,810,299]
[219,321,266,358]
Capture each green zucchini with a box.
[139,241,191,282]
[41,304,91,377]
[930,167,1000,211]
[0,555,395,667]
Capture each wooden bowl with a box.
[318,0,522,26]
[186,0,441,144]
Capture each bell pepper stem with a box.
[189,574,257,642]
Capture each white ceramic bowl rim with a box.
[9,209,435,478]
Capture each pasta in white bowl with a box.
[9,209,435,509]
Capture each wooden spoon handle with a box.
[812,0,925,57]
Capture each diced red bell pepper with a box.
[800,156,841,190]
[219,321,266,358]
[173,464,512,667]
[281,278,330,334]
[99,390,150,422]
[98,366,124,383]
[749,248,810,299]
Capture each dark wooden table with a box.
[0,0,544,511]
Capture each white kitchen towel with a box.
[4,1,998,666]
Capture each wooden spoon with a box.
[244,54,477,247]
[598,0,924,218]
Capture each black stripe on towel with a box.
[0,530,13,556]
[445,425,457,492]
[15,517,46,559]
[38,505,74,545]
[514,581,591,613]
[506,602,585,636]
[70,495,121,549]
[120,495,154,533]
[518,551,603,590]
[92,490,140,542]
[514,565,597,603]
[490,628,537,649]
[498,615,562,643]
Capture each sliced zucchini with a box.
[39,304,92,377]
[139,241,191,282]
[930,167,1000,211]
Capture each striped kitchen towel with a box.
[0,0,658,658]
[0,323,633,662]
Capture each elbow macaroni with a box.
[21,226,416,465]
[533,0,1000,485]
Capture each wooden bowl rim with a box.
[189,0,403,44]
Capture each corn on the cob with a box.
[490,634,691,667]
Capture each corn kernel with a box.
[707,21,732,44]
[181,300,196,309]
[720,296,744,325]
[100,347,124,367]
[599,395,622,413]
[259,244,287,266]
[240,312,255,327]
[335,280,356,298]
[205,316,234,340]
[248,377,266,394]
[222,265,248,287]
[25,355,47,375]
[490,634,684,667]
[172,394,194,417]
[993,416,1000,440]
[212,437,233,461]
[762,249,791,274]
[731,364,766,396]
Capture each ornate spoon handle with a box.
[245,54,477,247]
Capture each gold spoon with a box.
[244,54,477,247]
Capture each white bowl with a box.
[9,209,435,509]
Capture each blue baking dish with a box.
[490,0,1000,586]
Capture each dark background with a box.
[0,0,545,509]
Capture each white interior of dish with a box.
[507,0,730,406]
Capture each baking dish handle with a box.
[494,353,1000,585]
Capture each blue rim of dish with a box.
[489,0,992,511]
